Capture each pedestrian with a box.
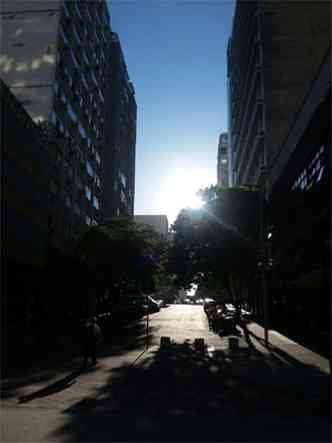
[83,317,102,367]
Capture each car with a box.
[203,298,216,313]
[155,299,167,308]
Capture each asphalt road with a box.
[1,305,330,442]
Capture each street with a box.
[1,305,330,442]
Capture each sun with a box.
[156,167,214,224]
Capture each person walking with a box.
[83,317,102,367]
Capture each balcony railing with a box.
[63,1,70,18]
[59,25,69,45]
[74,1,83,20]
[73,26,82,46]
[70,49,79,69]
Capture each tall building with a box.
[217,132,229,188]
[227,0,330,350]
[226,45,233,187]
[103,33,137,219]
[0,0,136,243]
[134,215,169,238]
[1,80,51,267]
[227,0,330,193]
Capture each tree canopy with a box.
[74,217,168,294]
[167,186,260,316]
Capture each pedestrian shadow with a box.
[17,368,85,404]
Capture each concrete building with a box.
[227,0,330,193]
[0,0,136,238]
[134,215,169,238]
[103,33,137,219]
[2,79,54,333]
[217,132,229,188]
[1,80,51,268]
[227,0,330,346]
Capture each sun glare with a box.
[156,167,214,224]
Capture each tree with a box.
[74,217,168,313]
[167,186,260,322]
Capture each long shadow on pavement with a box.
[1,317,155,402]
[49,334,330,442]
[17,368,87,404]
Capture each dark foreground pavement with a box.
[1,305,330,442]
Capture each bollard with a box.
[160,336,171,349]
[229,337,239,351]
[194,338,205,353]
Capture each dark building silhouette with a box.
[1,80,53,334]
[227,0,330,354]
[1,1,137,365]
[227,0,330,191]
[1,0,136,237]
[217,132,229,187]
[103,33,137,218]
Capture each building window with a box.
[79,122,86,139]
[120,190,126,205]
[76,176,83,190]
[82,72,89,90]
[51,110,57,125]
[65,195,71,208]
[91,71,98,87]
[63,1,70,18]
[119,170,126,188]
[70,48,79,69]
[59,25,69,45]
[85,185,92,201]
[93,196,99,210]
[67,101,77,123]
[86,160,93,177]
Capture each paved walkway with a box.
[1,307,330,441]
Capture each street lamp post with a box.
[258,167,269,346]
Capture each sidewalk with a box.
[1,320,330,442]
[244,322,330,374]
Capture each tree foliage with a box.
[167,186,260,318]
[74,217,168,294]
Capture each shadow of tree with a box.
[49,335,330,442]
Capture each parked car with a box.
[203,298,216,313]
[155,299,167,308]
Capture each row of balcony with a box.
[234,80,263,172]
[230,10,258,113]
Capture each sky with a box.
[108,0,235,225]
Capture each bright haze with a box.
[108,1,235,225]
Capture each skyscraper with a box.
[217,132,229,188]
[103,33,137,219]
[227,0,330,194]
[1,0,136,243]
